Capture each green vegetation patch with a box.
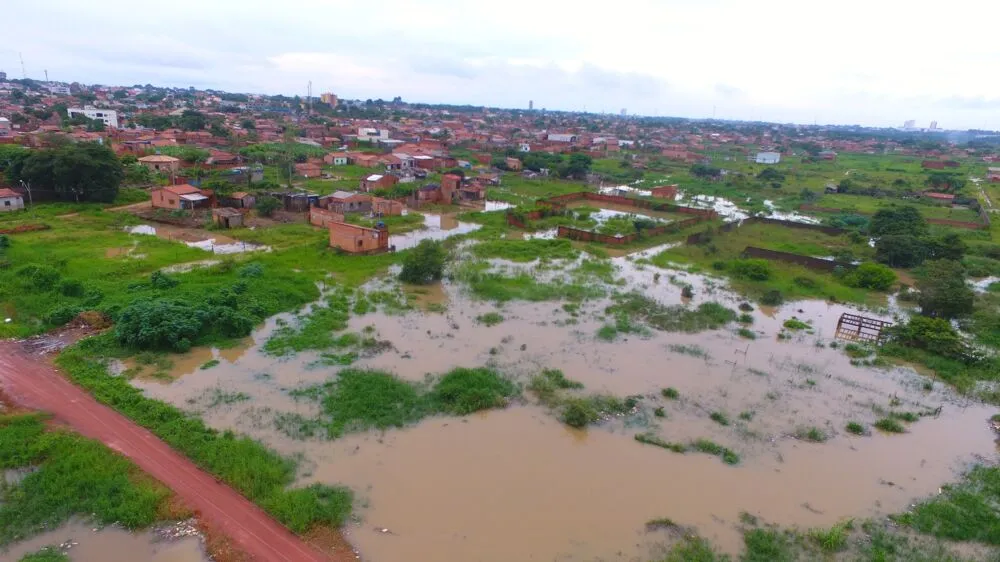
[895,465,1000,544]
[475,311,504,326]
[796,426,828,443]
[666,344,710,359]
[17,547,69,562]
[605,292,736,333]
[660,535,730,561]
[845,421,867,435]
[0,414,169,547]
[471,238,579,262]
[782,318,811,331]
[874,417,906,433]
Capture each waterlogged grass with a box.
[782,318,812,331]
[605,292,736,333]
[666,344,710,359]
[199,359,220,370]
[661,387,680,399]
[292,367,519,437]
[475,311,505,326]
[845,421,867,435]
[0,414,170,546]
[709,411,731,426]
[471,238,580,262]
[874,417,906,433]
[659,536,730,562]
[450,260,605,303]
[796,426,828,443]
[690,439,741,465]
[17,548,69,562]
[736,327,757,339]
[809,520,851,552]
[55,341,352,533]
[263,291,351,356]
[741,528,795,562]
[895,465,1000,544]
[527,368,585,406]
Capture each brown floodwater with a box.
[0,521,209,562]
[129,257,998,561]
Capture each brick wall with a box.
[741,246,855,273]
[309,207,345,228]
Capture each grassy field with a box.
[653,222,882,304]
[0,413,173,546]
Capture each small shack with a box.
[212,207,244,229]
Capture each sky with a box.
[4,0,1000,130]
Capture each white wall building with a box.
[754,151,781,165]
[547,133,577,143]
[0,117,10,137]
[68,106,118,128]
[0,188,24,212]
[358,127,389,142]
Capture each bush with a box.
[255,196,281,217]
[399,240,446,285]
[239,263,264,278]
[149,270,179,289]
[887,316,967,360]
[114,299,205,352]
[730,259,772,281]
[429,367,518,415]
[760,290,784,306]
[58,279,85,297]
[842,262,897,291]
[44,305,81,327]
[561,398,600,428]
[16,264,61,292]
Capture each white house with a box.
[68,106,119,128]
[754,151,781,164]
[0,117,10,137]
[0,188,24,212]
[547,133,577,143]
[358,127,389,142]
[518,142,531,152]
[332,155,348,166]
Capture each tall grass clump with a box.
[605,292,735,333]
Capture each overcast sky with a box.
[5,1,1000,129]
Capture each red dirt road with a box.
[0,342,338,562]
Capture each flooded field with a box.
[126,224,270,254]
[0,520,209,562]
[126,249,997,561]
[390,213,481,250]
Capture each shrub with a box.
[255,196,281,217]
[874,418,905,433]
[399,240,447,285]
[114,299,205,352]
[44,305,81,327]
[845,421,866,435]
[782,318,811,331]
[662,387,680,399]
[887,315,967,360]
[797,427,828,442]
[149,270,179,289]
[737,327,756,339]
[58,279,85,297]
[561,398,600,428]
[737,313,754,324]
[730,259,772,281]
[760,290,784,306]
[16,264,61,291]
[239,263,264,278]
[475,312,504,326]
[842,262,897,291]
[709,411,730,426]
[429,367,518,415]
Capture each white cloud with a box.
[3,0,1000,128]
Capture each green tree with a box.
[841,262,897,291]
[399,240,447,284]
[6,142,123,203]
[255,196,281,217]
[888,315,966,359]
[241,119,256,130]
[869,206,928,238]
[559,153,592,180]
[875,234,926,268]
[177,109,207,131]
[917,260,974,319]
[928,233,966,261]
[114,299,206,352]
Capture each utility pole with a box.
[19,53,26,79]
[19,180,32,210]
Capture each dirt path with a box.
[0,341,341,562]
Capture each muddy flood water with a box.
[129,249,998,561]
[0,520,209,562]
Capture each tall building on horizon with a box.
[930,120,939,130]
[903,119,916,130]
[620,108,627,117]
[319,92,338,107]
[529,100,533,110]
[0,71,6,81]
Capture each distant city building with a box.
[930,121,939,130]
[529,100,533,110]
[546,133,577,143]
[754,151,781,164]
[67,106,118,128]
[0,71,6,81]
[903,119,916,130]
[0,117,10,137]
[320,93,338,107]
[620,108,627,117]
[46,84,70,95]
[357,127,389,142]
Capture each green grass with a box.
[737,313,754,324]
[199,359,220,370]
[709,411,730,426]
[742,528,795,562]
[634,432,687,453]
[470,238,580,262]
[796,426,828,442]
[845,421,867,435]
[739,411,755,421]
[661,387,680,399]
[690,439,740,465]
[809,520,851,552]
[895,466,1000,544]
[475,311,504,326]
[666,344,710,359]
[450,260,605,303]
[659,536,731,562]
[263,291,351,356]
[527,368,585,406]
[0,414,170,547]
[782,318,811,331]
[17,547,69,562]
[890,411,922,423]
[559,394,635,428]
[736,327,756,339]
[55,342,352,533]
[605,292,736,333]
[874,417,906,433]
[293,367,519,437]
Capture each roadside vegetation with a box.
[0,413,171,546]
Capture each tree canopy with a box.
[917,259,974,319]
[5,142,123,203]
[869,206,928,238]
[399,240,447,285]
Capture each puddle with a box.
[389,213,481,250]
[160,260,222,274]
[973,276,1000,293]
[126,255,995,562]
[0,520,209,562]
[484,200,513,212]
[763,200,821,224]
[599,185,652,197]
[675,193,749,222]
[126,225,269,254]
